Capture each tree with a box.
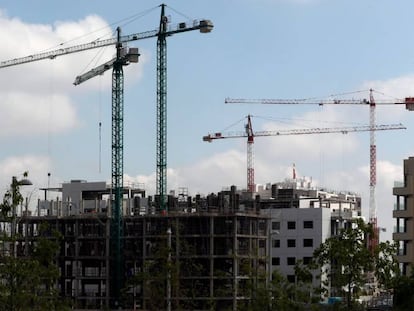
[393,269,414,310]
[313,219,373,309]
[374,240,400,291]
[0,173,70,311]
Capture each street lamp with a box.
[10,175,32,257]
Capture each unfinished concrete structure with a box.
[12,181,268,310]
[5,176,366,309]
[393,156,414,276]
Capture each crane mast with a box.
[246,115,255,193]
[111,27,124,305]
[204,115,406,195]
[369,89,378,250]
[157,4,168,212]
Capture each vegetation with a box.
[0,173,70,311]
[393,269,414,310]
[312,219,374,308]
[238,218,400,311]
[312,218,400,310]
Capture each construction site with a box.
[1,2,413,311]
[8,180,268,310]
[1,175,366,310]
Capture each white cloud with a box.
[125,149,246,196]
[362,74,414,100]
[0,92,78,137]
[0,11,147,139]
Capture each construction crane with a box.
[0,4,213,306]
[155,4,212,212]
[73,27,140,306]
[225,91,413,249]
[0,6,213,208]
[204,115,406,199]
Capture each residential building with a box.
[393,156,414,276]
[257,177,362,295]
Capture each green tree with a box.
[0,173,70,311]
[313,219,373,310]
[393,269,414,311]
[374,240,400,291]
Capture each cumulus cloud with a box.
[0,92,78,137]
[125,149,246,196]
[0,11,147,139]
[362,75,414,100]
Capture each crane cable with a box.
[98,77,102,174]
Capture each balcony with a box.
[393,208,414,219]
[393,231,412,241]
[393,186,411,196]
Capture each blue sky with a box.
[1,0,414,241]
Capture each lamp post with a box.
[8,174,32,311]
[10,175,32,256]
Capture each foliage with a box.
[0,173,70,311]
[393,269,414,311]
[312,218,401,310]
[374,240,400,291]
[312,219,374,309]
[0,173,27,220]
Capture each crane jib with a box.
[0,19,213,69]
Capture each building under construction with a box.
[2,177,365,310]
[12,180,268,310]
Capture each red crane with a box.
[225,90,414,248]
[203,114,406,197]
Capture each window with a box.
[272,239,280,248]
[303,221,313,229]
[287,275,295,283]
[272,257,280,266]
[287,221,296,230]
[303,239,313,247]
[303,257,312,265]
[272,221,280,230]
[259,239,266,248]
[287,257,296,265]
[399,241,407,256]
[287,239,296,248]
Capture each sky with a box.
[1,0,414,241]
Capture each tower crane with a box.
[0,4,213,208]
[73,27,140,305]
[225,91,414,248]
[0,4,213,306]
[203,115,406,198]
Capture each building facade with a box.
[393,156,414,276]
[2,177,365,309]
[257,178,362,295]
[10,181,269,310]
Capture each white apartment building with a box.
[258,177,362,292]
